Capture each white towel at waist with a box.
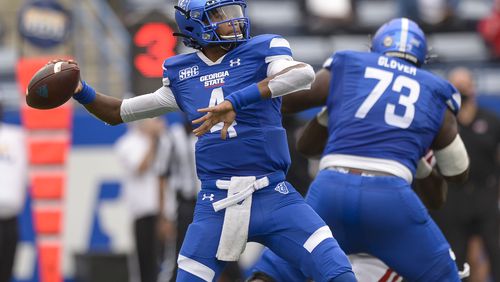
[213,176,269,261]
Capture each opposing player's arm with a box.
[414,151,448,210]
[414,169,448,210]
[296,107,329,158]
[431,109,469,183]
[281,68,331,114]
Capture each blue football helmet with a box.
[371,18,427,66]
[174,0,250,49]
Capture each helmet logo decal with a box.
[178,0,191,10]
[383,36,393,47]
[410,38,421,48]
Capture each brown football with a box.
[26,61,80,110]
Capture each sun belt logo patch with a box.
[275,182,289,194]
[179,65,199,81]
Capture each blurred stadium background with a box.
[0,0,499,282]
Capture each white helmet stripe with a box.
[399,18,409,52]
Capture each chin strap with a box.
[220,42,236,51]
[173,32,190,39]
[174,6,190,18]
[173,32,202,50]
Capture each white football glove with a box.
[316,106,329,127]
[415,150,436,179]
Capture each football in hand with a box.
[26,61,80,110]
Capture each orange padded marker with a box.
[33,207,62,235]
[22,104,73,130]
[27,136,70,165]
[31,172,65,200]
[38,242,62,282]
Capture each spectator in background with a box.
[123,0,171,14]
[155,121,200,282]
[399,0,459,30]
[478,0,500,59]
[0,18,4,45]
[431,67,500,281]
[299,0,356,34]
[157,119,243,282]
[0,101,27,282]
[115,118,174,282]
[398,0,420,23]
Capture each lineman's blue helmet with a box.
[371,18,427,66]
[174,0,250,49]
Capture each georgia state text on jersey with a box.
[323,50,461,176]
[163,34,292,181]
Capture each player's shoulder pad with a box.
[249,34,289,47]
[247,34,293,62]
[162,52,198,87]
[163,52,195,68]
[322,50,355,71]
[432,75,462,115]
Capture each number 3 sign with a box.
[133,22,177,78]
[129,13,178,95]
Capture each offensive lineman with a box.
[244,18,470,282]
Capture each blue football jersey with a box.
[323,51,461,175]
[163,34,293,181]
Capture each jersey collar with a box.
[196,51,227,66]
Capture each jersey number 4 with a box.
[209,88,238,138]
[355,67,420,129]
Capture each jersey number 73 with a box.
[355,67,420,129]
